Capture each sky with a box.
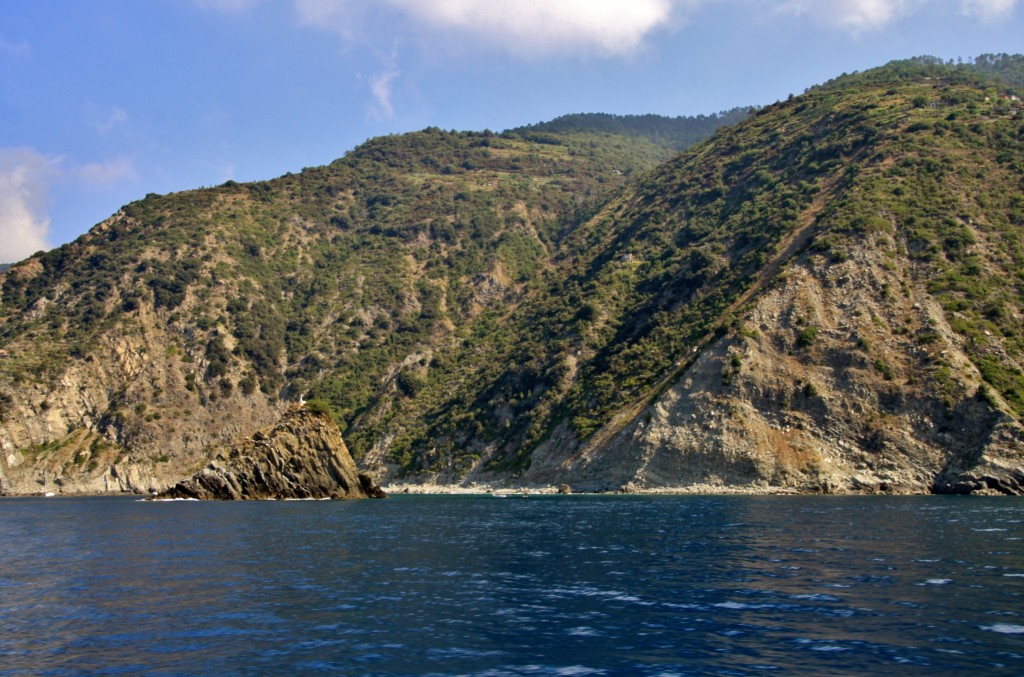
[1,0,1022,262]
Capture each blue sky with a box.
[1,0,1021,262]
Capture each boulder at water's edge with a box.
[157,409,385,500]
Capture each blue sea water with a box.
[1,495,1023,676]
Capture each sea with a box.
[1,494,1023,676]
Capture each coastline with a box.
[380,482,805,496]
[3,479,999,498]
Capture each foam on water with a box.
[983,624,1024,635]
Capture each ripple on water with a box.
[1,495,1023,676]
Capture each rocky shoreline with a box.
[4,479,1012,498]
[383,482,848,496]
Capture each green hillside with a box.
[351,58,1024,488]
[1,57,1023,495]
[0,125,696,492]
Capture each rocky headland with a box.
[156,408,385,500]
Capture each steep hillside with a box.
[0,128,674,494]
[2,58,1023,496]
[364,59,1024,494]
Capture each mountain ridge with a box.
[507,108,754,151]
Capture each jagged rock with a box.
[359,473,388,498]
[933,465,1024,496]
[156,409,385,500]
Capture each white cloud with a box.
[960,0,1018,20]
[369,68,399,120]
[291,0,687,119]
[392,0,678,57]
[294,0,682,57]
[0,149,55,262]
[75,158,138,187]
[0,151,140,262]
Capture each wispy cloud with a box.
[217,163,236,183]
[369,68,399,120]
[0,149,55,262]
[93,106,128,135]
[959,0,1018,20]
[74,157,138,187]
[0,151,140,262]
[775,0,1017,33]
[776,0,922,34]
[225,0,1020,45]
[293,0,363,42]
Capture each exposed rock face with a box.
[0,303,285,496]
[525,236,1024,495]
[157,409,385,500]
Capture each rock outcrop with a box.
[157,409,385,500]
[0,300,286,496]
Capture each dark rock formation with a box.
[156,409,385,500]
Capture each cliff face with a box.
[158,409,385,500]
[0,302,283,496]
[526,235,1024,494]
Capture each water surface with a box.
[1,495,1023,675]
